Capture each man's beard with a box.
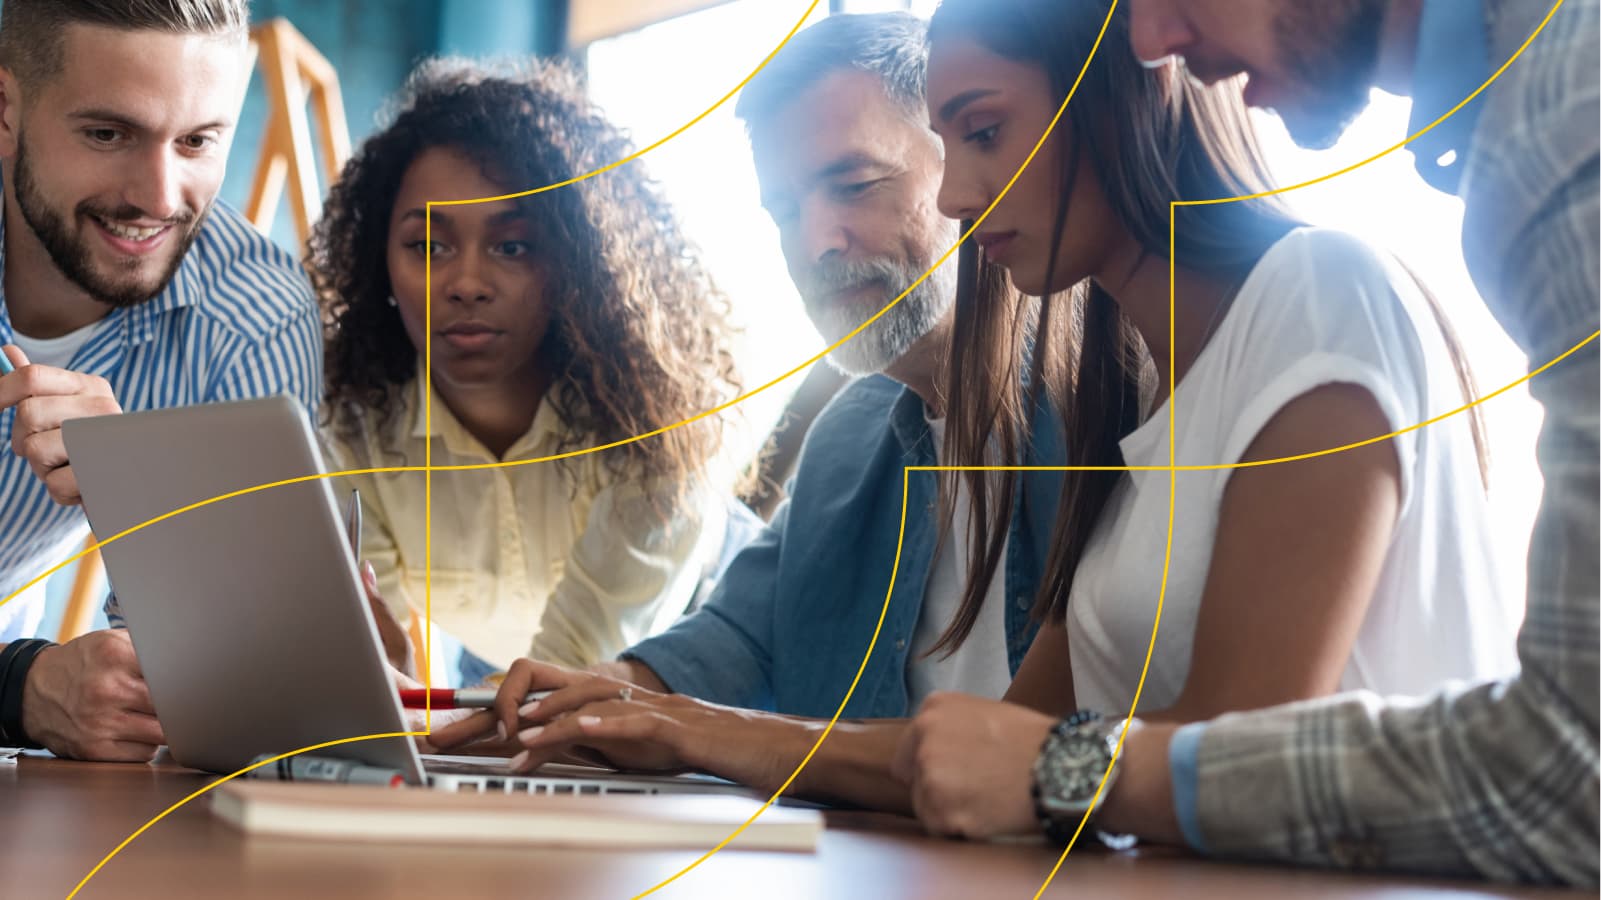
[1272,0,1387,150]
[799,250,956,376]
[13,137,205,309]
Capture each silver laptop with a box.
[62,395,745,797]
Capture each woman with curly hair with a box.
[309,57,747,685]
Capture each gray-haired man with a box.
[903,0,1598,885]
[431,15,1068,807]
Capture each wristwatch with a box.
[1030,709,1136,849]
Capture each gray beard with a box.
[804,256,956,376]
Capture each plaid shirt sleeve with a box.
[1182,0,1599,884]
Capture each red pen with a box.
[400,688,551,709]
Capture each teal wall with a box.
[10,0,566,638]
[225,0,566,251]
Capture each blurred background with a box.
[33,0,1538,640]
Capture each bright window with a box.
[588,5,1536,619]
[587,2,826,468]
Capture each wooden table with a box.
[2,756,1586,900]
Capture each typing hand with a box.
[381,660,471,749]
[892,692,1050,839]
[20,629,165,761]
[0,345,121,506]
[505,669,714,775]
[502,665,798,788]
[425,658,591,751]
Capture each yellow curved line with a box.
[1185,0,1566,206]
[58,0,1116,893]
[1031,2,1568,896]
[616,6,1122,894]
[417,0,815,703]
[16,313,1581,621]
[65,732,425,900]
[58,462,902,900]
[905,329,1598,476]
[426,2,824,208]
[41,0,1574,893]
[627,469,910,900]
[6,3,1570,609]
[65,2,811,895]
[5,318,1586,629]
[1033,188,1186,897]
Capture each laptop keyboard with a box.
[428,773,660,795]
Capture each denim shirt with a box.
[625,374,1066,719]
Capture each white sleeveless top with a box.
[1067,228,1519,714]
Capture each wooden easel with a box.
[243,18,351,243]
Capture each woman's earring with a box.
[386,295,399,308]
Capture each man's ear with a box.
[0,67,22,160]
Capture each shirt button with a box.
[1015,594,1030,610]
[894,638,906,650]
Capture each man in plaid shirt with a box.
[901,0,1597,883]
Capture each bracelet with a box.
[0,639,56,749]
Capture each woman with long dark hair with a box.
[428,2,1512,827]
[896,0,1513,839]
[311,58,745,684]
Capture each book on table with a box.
[210,780,823,852]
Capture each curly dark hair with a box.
[309,57,742,502]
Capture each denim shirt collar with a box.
[1406,0,1491,195]
[888,380,936,454]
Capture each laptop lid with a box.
[62,395,427,784]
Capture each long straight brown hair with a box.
[925,0,1489,656]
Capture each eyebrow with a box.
[934,88,1000,126]
[814,153,889,181]
[487,208,529,226]
[397,207,528,225]
[759,153,891,211]
[68,108,233,134]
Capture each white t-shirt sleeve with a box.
[1210,229,1433,514]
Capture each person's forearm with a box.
[1095,720,1183,844]
[1139,681,1342,725]
[759,717,913,814]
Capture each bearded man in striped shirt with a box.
[0,0,319,762]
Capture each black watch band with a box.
[0,639,56,749]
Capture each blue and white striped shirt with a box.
[0,200,322,641]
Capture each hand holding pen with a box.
[346,490,417,678]
[400,688,552,709]
[0,344,122,506]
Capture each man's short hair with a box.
[735,11,928,134]
[0,0,248,85]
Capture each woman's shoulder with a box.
[1250,227,1408,296]
[1233,227,1425,340]
[1201,226,1442,420]
[319,379,420,466]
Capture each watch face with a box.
[1038,729,1115,815]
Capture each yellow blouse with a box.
[320,377,727,675]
